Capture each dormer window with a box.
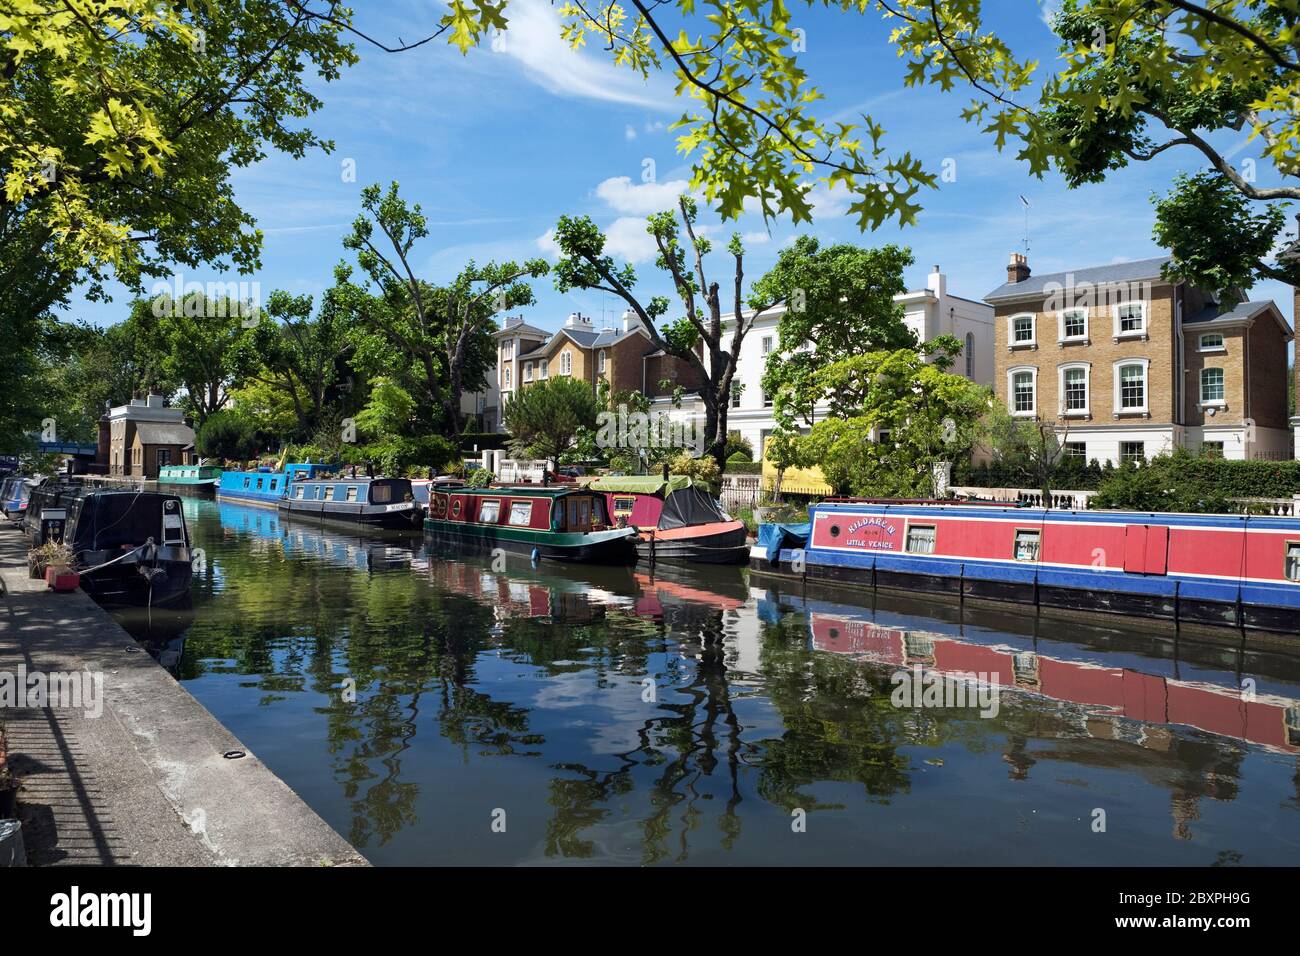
[1059,308,1088,342]
[1114,301,1147,338]
[1009,313,1036,348]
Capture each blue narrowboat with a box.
[279,476,422,529]
[1,476,37,524]
[217,462,333,508]
[753,501,1300,634]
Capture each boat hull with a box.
[424,519,639,565]
[638,521,749,565]
[279,500,422,530]
[77,547,194,608]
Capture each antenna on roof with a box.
[1019,196,1031,255]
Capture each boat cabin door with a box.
[161,499,186,546]
[1123,524,1169,575]
[566,496,592,532]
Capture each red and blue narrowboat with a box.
[424,485,638,564]
[279,476,421,529]
[753,502,1300,633]
[589,475,749,564]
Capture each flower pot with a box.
[45,568,80,592]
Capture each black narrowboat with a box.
[279,476,422,529]
[26,484,193,608]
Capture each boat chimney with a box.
[662,462,669,481]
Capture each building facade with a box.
[987,253,1294,464]
[104,395,196,479]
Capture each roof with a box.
[984,256,1173,302]
[452,485,590,497]
[588,475,694,496]
[1183,299,1293,337]
[133,422,195,445]
[494,321,549,339]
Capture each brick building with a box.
[103,394,196,479]
[986,253,1294,464]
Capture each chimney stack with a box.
[1007,252,1030,284]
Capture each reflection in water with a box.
[167,496,1300,865]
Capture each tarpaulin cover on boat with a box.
[588,475,695,496]
[758,522,810,563]
[66,490,175,551]
[657,484,729,531]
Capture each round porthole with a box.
[451,499,462,518]
[830,525,841,537]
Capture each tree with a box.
[241,281,361,440]
[752,237,917,429]
[552,196,782,468]
[981,404,1074,504]
[791,338,990,498]
[502,377,600,467]
[882,0,1300,289]
[343,182,546,437]
[195,410,260,463]
[0,3,356,442]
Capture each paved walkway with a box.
[0,525,366,866]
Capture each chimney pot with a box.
[1007,252,1030,284]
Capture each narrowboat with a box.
[279,476,422,529]
[753,501,1300,634]
[1,476,36,524]
[158,463,222,493]
[424,485,638,564]
[26,484,192,607]
[217,462,333,508]
[590,475,749,564]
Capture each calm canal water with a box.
[124,497,1300,865]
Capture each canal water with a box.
[123,497,1300,865]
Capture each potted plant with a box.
[27,541,73,581]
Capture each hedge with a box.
[1092,456,1300,512]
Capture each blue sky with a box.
[66,0,1296,347]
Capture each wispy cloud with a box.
[496,0,676,110]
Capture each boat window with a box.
[324,486,335,501]
[371,483,392,503]
[479,499,501,523]
[1014,529,1041,562]
[1287,543,1300,582]
[905,525,936,554]
[612,496,636,515]
[345,486,359,502]
[508,501,532,526]
[294,486,305,499]
[270,479,278,490]
[256,478,264,490]
[243,477,251,489]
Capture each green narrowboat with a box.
[424,485,638,565]
[158,463,222,493]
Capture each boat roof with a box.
[588,475,694,496]
[445,485,591,498]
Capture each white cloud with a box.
[603,216,658,263]
[742,230,772,245]
[497,0,675,110]
[535,227,560,258]
[624,124,637,141]
[594,176,691,215]
[807,181,853,218]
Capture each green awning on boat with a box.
[588,475,694,497]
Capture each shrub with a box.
[725,460,763,475]
[668,452,721,487]
[195,410,259,462]
[466,468,494,488]
[1092,452,1300,513]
